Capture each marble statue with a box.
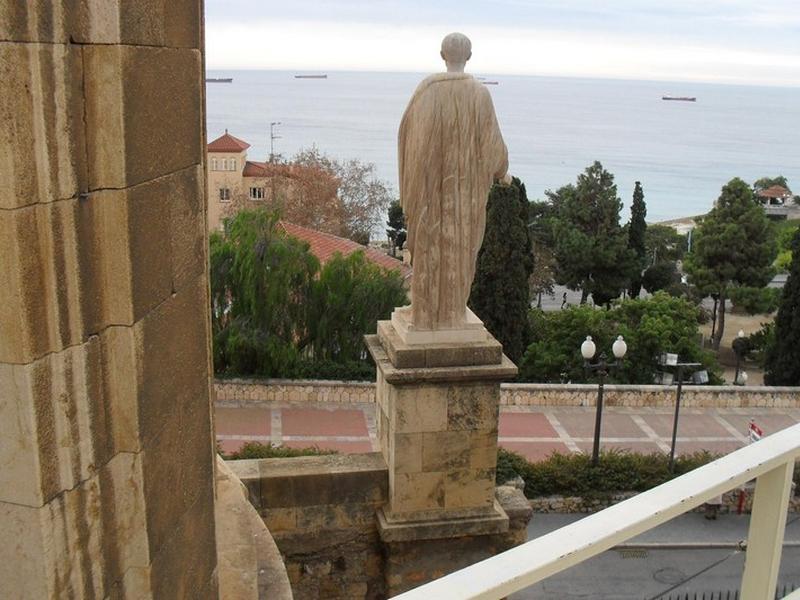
[397,32,510,333]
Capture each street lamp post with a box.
[662,360,704,471]
[582,335,627,466]
[732,329,747,385]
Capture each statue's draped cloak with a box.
[398,72,508,330]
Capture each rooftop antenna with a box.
[269,121,282,162]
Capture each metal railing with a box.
[395,422,800,600]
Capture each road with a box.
[510,513,800,599]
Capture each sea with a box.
[206,70,800,223]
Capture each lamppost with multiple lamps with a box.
[581,335,627,466]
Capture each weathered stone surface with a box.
[366,334,517,385]
[391,471,445,513]
[0,199,86,364]
[216,457,292,600]
[377,501,509,543]
[0,43,86,210]
[84,45,202,190]
[377,319,502,368]
[0,451,150,599]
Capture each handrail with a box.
[394,422,800,600]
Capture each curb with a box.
[614,541,800,550]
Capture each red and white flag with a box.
[748,420,763,443]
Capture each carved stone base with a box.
[376,501,509,543]
[390,305,488,345]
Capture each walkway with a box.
[215,402,800,460]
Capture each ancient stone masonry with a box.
[0,3,217,598]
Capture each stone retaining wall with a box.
[215,378,800,408]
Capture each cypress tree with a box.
[627,181,647,298]
[765,226,800,385]
[469,178,534,363]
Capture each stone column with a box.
[366,317,518,595]
[0,3,217,598]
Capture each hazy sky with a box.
[205,1,800,86]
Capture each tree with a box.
[546,162,634,306]
[753,175,790,193]
[765,225,800,385]
[292,147,395,243]
[210,208,408,378]
[627,181,647,298]
[518,294,720,384]
[641,261,679,294]
[684,178,777,349]
[645,224,686,265]
[528,200,556,308]
[386,200,406,256]
[309,251,408,362]
[469,178,534,363]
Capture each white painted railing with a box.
[395,422,800,600]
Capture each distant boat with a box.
[482,81,499,85]
[206,77,233,83]
[662,96,696,102]
[295,74,328,79]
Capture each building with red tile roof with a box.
[207,130,250,153]
[278,221,412,280]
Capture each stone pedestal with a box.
[366,317,518,595]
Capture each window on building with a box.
[229,159,237,171]
[211,158,217,171]
[249,187,265,200]
[219,188,230,202]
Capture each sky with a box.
[205,0,800,86]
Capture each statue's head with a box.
[440,32,472,72]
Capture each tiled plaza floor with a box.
[215,401,800,461]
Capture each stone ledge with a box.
[376,501,509,543]
[366,335,517,385]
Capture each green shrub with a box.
[496,447,719,499]
[222,441,338,460]
[729,286,781,315]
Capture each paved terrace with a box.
[216,402,800,460]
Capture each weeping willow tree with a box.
[210,208,408,378]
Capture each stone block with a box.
[99,326,142,454]
[0,450,150,599]
[149,487,217,600]
[444,468,495,510]
[264,507,297,533]
[76,188,135,332]
[0,42,86,209]
[469,429,499,470]
[446,383,499,431]
[0,199,87,364]
[392,433,423,474]
[421,431,470,472]
[390,472,444,514]
[84,45,202,190]
[393,385,448,433]
[0,502,49,599]
[119,1,202,48]
[136,275,210,446]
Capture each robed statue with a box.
[398,33,510,332]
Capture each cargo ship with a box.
[295,74,328,79]
[206,77,233,83]
[662,96,696,102]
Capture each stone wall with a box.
[0,3,217,598]
[228,454,532,599]
[215,378,800,408]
